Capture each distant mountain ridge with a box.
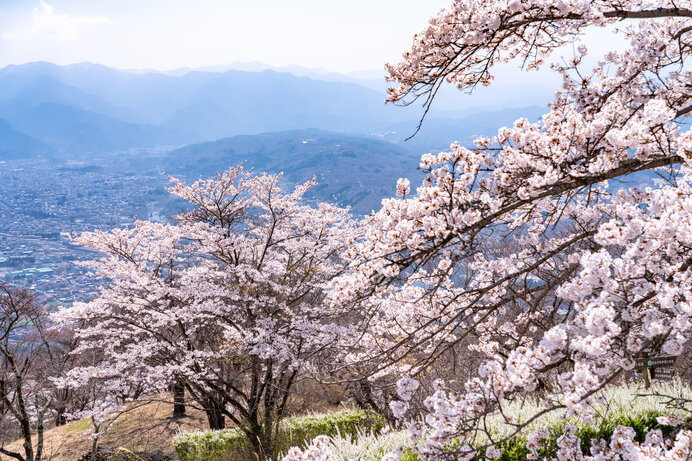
[5,103,197,154]
[0,61,550,159]
[0,62,413,149]
[0,118,52,159]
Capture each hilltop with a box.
[164,129,425,214]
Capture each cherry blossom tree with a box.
[0,286,55,461]
[329,0,692,459]
[51,337,148,461]
[56,166,357,460]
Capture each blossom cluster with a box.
[329,0,692,459]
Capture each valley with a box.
[0,129,425,303]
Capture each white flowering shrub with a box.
[285,382,692,461]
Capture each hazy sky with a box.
[0,0,454,73]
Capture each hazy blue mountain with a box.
[160,70,416,139]
[0,62,408,130]
[0,118,53,160]
[164,129,425,214]
[8,103,197,154]
[162,62,556,112]
[0,61,551,156]
[0,63,141,122]
[55,64,219,124]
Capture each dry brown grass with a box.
[1,380,346,460]
[2,398,208,461]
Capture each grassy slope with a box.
[3,399,209,461]
[2,382,342,461]
[6,381,687,460]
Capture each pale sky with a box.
[0,0,454,73]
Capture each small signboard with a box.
[632,354,678,388]
[651,368,675,380]
[635,356,677,369]
[628,370,644,379]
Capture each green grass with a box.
[64,418,92,433]
[480,411,677,461]
[325,380,692,461]
[174,408,383,461]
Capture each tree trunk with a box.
[21,420,35,461]
[204,399,225,430]
[17,391,35,461]
[35,403,48,461]
[90,436,99,461]
[172,379,186,418]
[55,407,68,426]
[90,419,101,461]
[248,422,270,461]
[261,418,280,461]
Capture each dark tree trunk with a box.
[204,399,225,430]
[90,436,99,461]
[352,379,396,425]
[36,404,48,461]
[172,379,186,418]
[17,385,36,461]
[55,407,68,426]
[248,424,263,460]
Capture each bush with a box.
[174,409,383,461]
[173,430,248,461]
[326,412,679,461]
[484,411,672,461]
[327,427,413,461]
[326,381,692,461]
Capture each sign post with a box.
[633,353,677,388]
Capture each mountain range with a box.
[0,61,550,159]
